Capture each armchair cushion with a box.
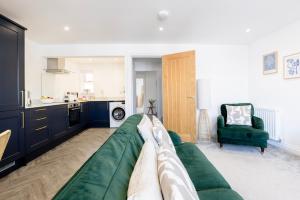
[218,126,269,141]
[221,103,254,126]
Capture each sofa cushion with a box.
[175,143,231,191]
[218,125,269,141]
[137,114,158,148]
[158,145,199,200]
[197,188,243,200]
[127,140,162,200]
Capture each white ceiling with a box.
[1,0,300,45]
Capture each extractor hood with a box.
[46,58,70,74]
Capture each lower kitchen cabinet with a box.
[88,101,110,127]
[25,107,51,153]
[49,105,68,140]
[80,102,89,127]
[0,110,25,168]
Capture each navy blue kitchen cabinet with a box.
[49,105,69,140]
[80,102,89,127]
[0,15,26,175]
[0,15,25,112]
[88,101,110,127]
[25,107,51,153]
[0,111,25,167]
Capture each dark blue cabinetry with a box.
[0,15,26,174]
[49,105,68,140]
[80,102,89,127]
[88,101,110,127]
[25,107,50,153]
[0,15,25,112]
[0,111,25,167]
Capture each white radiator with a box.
[255,108,281,142]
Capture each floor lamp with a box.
[197,79,211,142]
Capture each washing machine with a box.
[109,101,126,128]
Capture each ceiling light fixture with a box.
[64,26,70,31]
[157,10,169,21]
[159,27,164,31]
[246,28,251,33]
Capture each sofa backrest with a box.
[221,103,254,125]
[53,114,144,200]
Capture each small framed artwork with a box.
[263,51,278,74]
[283,53,300,79]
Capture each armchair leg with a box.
[260,147,265,154]
[220,143,223,148]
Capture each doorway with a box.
[132,58,162,120]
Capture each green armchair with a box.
[217,103,269,153]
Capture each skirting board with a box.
[268,140,300,156]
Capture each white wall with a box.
[25,39,45,100]
[25,42,249,138]
[249,20,300,154]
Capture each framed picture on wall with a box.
[283,53,300,79]
[263,51,278,74]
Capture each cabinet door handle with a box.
[36,117,47,121]
[21,91,24,107]
[80,104,83,112]
[21,112,25,129]
[35,126,47,131]
[35,108,46,112]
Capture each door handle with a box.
[21,91,24,107]
[187,96,195,99]
[21,112,25,129]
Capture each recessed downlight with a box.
[64,26,70,31]
[246,28,251,33]
[159,27,164,31]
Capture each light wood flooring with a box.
[0,128,114,200]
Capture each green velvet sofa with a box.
[53,114,243,200]
[217,103,269,152]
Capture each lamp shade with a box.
[197,79,211,109]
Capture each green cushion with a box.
[218,125,269,141]
[168,130,182,145]
[197,188,243,200]
[175,143,231,191]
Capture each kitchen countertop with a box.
[25,97,125,109]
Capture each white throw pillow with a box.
[127,140,163,200]
[137,115,158,148]
[152,116,176,152]
[157,145,199,200]
[226,105,252,126]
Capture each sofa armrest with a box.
[217,115,225,129]
[167,130,182,146]
[252,116,264,130]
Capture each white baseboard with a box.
[268,140,300,156]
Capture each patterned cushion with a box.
[157,145,199,200]
[137,115,158,148]
[152,116,176,152]
[226,105,252,126]
[127,140,163,200]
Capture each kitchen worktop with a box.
[25,97,125,109]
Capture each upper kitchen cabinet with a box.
[0,15,26,112]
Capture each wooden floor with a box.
[0,128,114,200]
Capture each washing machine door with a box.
[112,107,126,121]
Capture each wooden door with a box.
[162,51,196,143]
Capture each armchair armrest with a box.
[252,116,264,130]
[167,130,182,146]
[217,115,225,129]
